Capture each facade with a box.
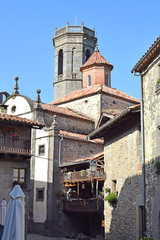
[0,112,43,235]
[132,36,160,240]
[1,23,140,239]
[89,105,143,240]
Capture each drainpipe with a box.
[133,71,146,236]
[59,136,63,166]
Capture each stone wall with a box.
[61,137,103,164]
[0,159,30,203]
[43,112,94,134]
[101,94,134,111]
[57,94,101,124]
[103,116,142,240]
[142,52,160,239]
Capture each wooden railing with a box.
[0,137,30,155]
[63,198,103,213]
[63,168,105,183]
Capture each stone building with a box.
[1,23,140,238]
[89,104,143,240]
[132,36,160,240]
[0,111,43,235]
[53,22,97,100]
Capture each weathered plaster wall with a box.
[104,117,142,240]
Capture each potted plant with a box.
[105,192,118,207]
[105,187,111,193]
[12,133,19,140]
[154,159,160,173]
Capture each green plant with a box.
[157,78,160,85]
[155,160,160,169]
[105,187,110,193]
[140,237,154,240]
[154,160,160,173]
[105,192,118,206]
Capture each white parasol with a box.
[0,199,7,225]
[2,185,25,240]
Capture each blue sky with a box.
[0,0,159,103]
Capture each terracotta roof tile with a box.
[40,103,93,122]
[132,36,160,73]
[80,50,113,71]
[0,113,44,128]
[60,152,104,166]
[59,130,103,144]
[52,84,140,105]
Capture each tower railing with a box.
[55,25,95,37]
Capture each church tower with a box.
[53,22,97,100]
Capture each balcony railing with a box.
[0,137,30,155]
[63,168,105,183]
[63,198,103,213]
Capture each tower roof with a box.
[80,50,113,71]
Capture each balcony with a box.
[63,168,105,183]
[0,136,30,156]
[63,198,103,213]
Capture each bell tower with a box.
[53,22,97,100]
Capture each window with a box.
[13,168,26,189]
[87,75,91,86]
[71,48,76,73]
[112,180,117,192]
[39,145,45,155]
[58,49,63,75]
[11,105,16,113]
[86,49,91,61]
[36,188,45,202]
[105,75,109,86]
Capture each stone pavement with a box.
[27,234,97,240]
[27,234,76,240]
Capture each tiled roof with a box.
[59,130,103,144]
[89,104,140,139]
[52,84,140,105]
[60,152,104,166]
[40,103,93,122]
[132,36,160,73]
[101,109,123,117]
[80,50,113,71]
[0,113,44,128]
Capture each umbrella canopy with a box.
[2,185,25,240]
[0,199,7,226]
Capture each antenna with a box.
[75,17,77,26]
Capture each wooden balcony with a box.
[0,136,31,156]
[63,168,105,183]
[63,198,104,213]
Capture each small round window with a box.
[11,106,16,113]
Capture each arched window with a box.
[105,74,109,86]
[72,48,76,73]
[86,49,91,62]
[58,49,63,75]
[87,75,91,86]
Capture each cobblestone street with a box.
[27,234,76,240]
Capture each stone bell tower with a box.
[52,22,97,100]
